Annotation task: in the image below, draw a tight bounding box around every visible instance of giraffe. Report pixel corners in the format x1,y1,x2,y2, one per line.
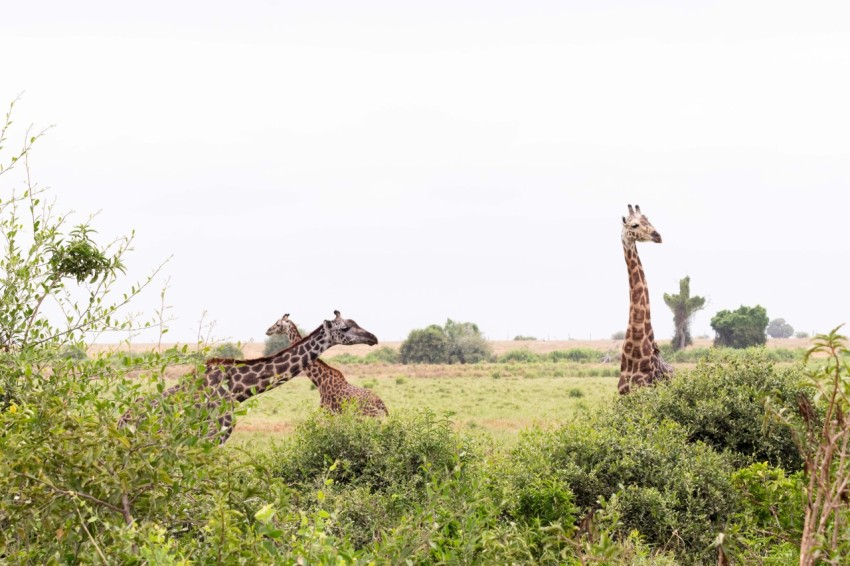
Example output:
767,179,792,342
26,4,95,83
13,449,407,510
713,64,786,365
119,310,378,443
265,313,388,417
619,204,673,394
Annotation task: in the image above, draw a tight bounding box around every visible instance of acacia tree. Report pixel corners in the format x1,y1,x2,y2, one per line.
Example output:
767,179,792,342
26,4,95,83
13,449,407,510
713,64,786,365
663,276,706,351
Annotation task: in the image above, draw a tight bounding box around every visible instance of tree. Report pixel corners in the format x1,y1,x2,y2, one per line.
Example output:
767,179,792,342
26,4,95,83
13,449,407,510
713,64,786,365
663,276,706,351
710,305,769,349
444,318,492,363
263,333,291,355
399,320,492,364
767,318,794,339
400,325,449,364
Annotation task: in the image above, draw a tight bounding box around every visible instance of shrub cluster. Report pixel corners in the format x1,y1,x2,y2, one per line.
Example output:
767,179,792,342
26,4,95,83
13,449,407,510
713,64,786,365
618,349,806,471
400,319,492,364
208,341,243,359
658,344,803,364
499,348,602,364
330,346,400,365
263,332,291,355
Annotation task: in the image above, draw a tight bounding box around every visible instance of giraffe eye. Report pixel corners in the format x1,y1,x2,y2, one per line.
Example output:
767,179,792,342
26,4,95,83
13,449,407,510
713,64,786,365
631,223,639,229
340,326,351,332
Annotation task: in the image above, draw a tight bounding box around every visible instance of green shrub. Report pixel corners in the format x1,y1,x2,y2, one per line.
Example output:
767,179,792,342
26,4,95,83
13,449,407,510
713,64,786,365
616,349,806,471
400,320,493,364
513,335,537,341
274,408,473,494
711,305,769,348
549,348,599,363
60,344,88,360
365,345,399,364
722,462,804,563
511,412,737,560
499,349,543,363
263,333,291,355
400,325,450,364
209,342,243,359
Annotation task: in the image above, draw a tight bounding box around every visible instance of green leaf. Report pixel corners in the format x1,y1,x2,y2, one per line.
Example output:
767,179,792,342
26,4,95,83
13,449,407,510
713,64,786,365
254,503,276,524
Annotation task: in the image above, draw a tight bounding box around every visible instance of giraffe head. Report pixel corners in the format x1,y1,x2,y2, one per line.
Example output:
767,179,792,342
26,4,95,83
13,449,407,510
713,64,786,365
621,204,662,245
323,310,378,346
265,313,296,337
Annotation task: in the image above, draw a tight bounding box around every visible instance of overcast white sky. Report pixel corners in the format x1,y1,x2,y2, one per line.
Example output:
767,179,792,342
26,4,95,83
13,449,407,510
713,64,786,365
2,1,849,345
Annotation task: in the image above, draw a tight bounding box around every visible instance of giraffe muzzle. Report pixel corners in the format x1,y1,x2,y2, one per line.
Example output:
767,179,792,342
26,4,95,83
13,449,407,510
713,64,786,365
651,232,662,243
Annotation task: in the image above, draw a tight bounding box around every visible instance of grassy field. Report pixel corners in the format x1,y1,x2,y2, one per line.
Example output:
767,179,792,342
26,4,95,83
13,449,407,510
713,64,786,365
230,362,619,448
92,337,812,449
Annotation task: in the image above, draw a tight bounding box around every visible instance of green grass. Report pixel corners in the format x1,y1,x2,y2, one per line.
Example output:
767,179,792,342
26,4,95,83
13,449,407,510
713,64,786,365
230,362,617,448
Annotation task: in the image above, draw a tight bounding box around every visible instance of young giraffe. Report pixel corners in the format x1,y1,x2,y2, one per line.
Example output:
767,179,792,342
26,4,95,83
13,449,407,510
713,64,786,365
119,311,378,443
619,204,673,394
266,313,388,417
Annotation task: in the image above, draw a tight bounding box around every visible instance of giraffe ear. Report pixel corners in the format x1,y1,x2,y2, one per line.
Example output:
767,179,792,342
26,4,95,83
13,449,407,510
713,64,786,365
622,216,627,224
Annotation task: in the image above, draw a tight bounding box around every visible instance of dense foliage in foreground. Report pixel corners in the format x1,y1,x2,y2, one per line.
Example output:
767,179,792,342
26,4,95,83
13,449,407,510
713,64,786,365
4,347,843,564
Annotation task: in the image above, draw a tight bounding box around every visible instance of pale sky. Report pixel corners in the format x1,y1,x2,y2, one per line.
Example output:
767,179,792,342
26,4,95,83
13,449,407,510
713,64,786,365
2,1,849,345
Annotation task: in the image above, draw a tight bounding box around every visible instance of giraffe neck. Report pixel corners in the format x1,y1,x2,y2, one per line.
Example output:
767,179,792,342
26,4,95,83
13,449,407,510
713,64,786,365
286,323,346,393
623,239,654,341
209,324,333,402
286,323,304,345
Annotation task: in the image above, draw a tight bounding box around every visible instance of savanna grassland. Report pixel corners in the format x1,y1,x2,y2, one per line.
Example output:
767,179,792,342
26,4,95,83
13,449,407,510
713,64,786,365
101,338,811,448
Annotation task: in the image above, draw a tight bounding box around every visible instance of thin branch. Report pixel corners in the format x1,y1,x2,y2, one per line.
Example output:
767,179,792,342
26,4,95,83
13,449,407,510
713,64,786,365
74,503,109,565
13,471,132,523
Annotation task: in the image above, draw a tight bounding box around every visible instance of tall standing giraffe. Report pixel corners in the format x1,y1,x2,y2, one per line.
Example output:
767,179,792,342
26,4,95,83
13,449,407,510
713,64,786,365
265,313,388,416
119,311,378,443
619,204,673,394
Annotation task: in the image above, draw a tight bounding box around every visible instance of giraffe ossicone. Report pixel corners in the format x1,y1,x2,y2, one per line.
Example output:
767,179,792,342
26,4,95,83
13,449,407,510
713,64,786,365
119,310,379,443
265,312,389,417
619,204,673,394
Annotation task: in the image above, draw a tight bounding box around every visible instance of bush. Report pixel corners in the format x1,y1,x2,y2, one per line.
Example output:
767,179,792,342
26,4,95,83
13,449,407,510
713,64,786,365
711,305,769,348
714,462,804,563
767,318,795,339
365,345,399,364
263,333,290,355
511,412,737,560
400,325,449,364
616,349,806,471
499,349,543,363
60,344,88,360
274,408,472,494
209,342,243,359
513,335,537,341
549,348,599,363
611,330,626,340
400,320,492,364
